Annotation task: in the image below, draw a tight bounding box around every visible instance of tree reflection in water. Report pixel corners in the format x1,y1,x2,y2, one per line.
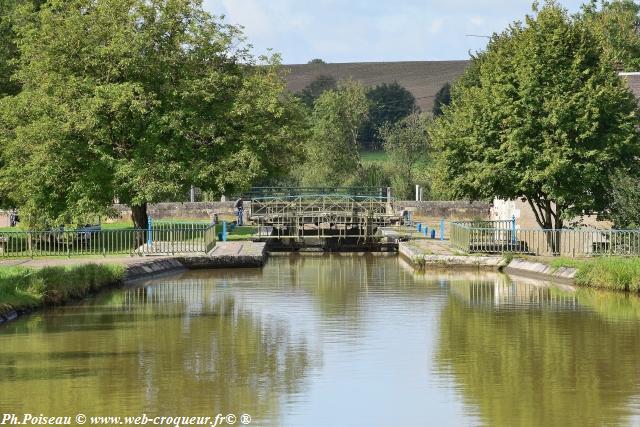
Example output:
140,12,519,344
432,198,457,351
0,280,313,424
436,274,640,427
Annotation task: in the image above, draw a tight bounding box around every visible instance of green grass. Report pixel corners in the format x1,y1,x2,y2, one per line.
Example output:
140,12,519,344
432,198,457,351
0,264,125,314
548,257,588,270
546,257,640,292
360,150,388,164
214,225,257,241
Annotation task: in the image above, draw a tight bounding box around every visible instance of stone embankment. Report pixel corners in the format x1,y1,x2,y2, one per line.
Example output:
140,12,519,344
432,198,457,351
504,258,577,283
399,241,506,269
399,241,578,283
119,242,268,282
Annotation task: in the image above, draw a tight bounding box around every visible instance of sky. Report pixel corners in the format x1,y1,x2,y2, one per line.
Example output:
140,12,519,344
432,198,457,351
203,0,586,64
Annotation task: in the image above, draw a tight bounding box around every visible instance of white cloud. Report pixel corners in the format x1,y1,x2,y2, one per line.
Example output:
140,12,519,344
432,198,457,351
470,16,485,26
429,18,446,34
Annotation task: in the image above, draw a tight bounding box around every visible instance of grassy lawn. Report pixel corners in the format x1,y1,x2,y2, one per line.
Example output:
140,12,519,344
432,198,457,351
360,150,388,164
215,225,258,241
0,264,125,313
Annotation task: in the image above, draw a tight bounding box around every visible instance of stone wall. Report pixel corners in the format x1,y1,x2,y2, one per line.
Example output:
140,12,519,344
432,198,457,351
395,201,491,219
113,202,236,221
491,198,612,230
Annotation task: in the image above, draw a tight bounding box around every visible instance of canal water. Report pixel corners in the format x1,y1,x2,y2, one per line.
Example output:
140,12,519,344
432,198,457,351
2,255,640,427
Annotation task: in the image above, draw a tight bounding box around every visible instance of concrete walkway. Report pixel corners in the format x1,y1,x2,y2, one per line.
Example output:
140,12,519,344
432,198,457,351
208,241,266,258
399,240,507,270
0,241,267,269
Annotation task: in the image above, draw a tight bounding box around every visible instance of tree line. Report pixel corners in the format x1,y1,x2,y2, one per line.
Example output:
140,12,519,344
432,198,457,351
2,0,640,230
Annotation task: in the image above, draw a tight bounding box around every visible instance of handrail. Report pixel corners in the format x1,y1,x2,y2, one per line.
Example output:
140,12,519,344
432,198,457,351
451,221,640,257
0,223,216,258
244,187,388,198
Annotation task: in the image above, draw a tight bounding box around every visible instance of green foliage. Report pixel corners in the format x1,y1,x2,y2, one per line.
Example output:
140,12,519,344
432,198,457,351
360,82,416,149
608,170,640,228
581,0,640,71
0,0,20,98
301,80,369,186
432,82,451,117
307,58,326,64
0,0,306,228
0,263,124,309
354,163,391,189
430,1,639,231
296,74,337,108
380,113,429,199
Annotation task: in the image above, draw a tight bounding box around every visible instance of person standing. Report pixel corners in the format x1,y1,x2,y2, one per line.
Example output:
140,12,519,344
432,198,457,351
9,209,17,227
234,198,244,226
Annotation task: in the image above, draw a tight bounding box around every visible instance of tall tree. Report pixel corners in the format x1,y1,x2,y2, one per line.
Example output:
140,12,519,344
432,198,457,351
301,80,369,186
432,82,451,117
380,113,429,199
297,74,337,108
430,1,639,250
360,82,416,149
0,0,306,228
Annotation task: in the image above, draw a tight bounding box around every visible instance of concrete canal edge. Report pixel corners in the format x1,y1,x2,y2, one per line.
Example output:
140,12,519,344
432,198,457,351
398,242,507,270
503,258,577,284
123,242,268,282
398,242,578,284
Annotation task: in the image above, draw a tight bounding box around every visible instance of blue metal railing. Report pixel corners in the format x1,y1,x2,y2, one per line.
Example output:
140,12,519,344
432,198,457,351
451,220,640,257
0,222,216,258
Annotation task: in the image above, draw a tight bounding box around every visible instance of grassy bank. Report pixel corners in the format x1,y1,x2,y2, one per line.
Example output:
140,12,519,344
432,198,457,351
550,257,640,292
0,264,125,315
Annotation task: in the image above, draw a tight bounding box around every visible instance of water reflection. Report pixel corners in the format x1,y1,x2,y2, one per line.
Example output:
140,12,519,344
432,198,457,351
0,280,313,426
1,256,640,427
449,274,578,310
436,274,640,427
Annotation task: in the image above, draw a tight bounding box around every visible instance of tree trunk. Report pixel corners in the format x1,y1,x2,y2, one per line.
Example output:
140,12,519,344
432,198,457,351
131,203,148,249
131,203,148,229
526,197,563,255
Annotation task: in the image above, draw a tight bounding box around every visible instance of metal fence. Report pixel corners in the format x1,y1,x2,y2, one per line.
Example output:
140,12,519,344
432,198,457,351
0,223,216,258
451,221,640,257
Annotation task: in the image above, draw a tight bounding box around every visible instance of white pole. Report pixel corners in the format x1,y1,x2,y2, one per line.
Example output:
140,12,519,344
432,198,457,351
415,185,420,202
190,186,196,203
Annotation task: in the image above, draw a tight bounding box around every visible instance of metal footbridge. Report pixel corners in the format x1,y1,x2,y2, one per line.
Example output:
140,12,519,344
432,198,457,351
245,187,402,248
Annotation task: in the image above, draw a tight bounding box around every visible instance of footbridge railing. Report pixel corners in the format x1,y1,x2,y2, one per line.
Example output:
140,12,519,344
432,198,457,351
244,186,390,199
249,194,395,223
